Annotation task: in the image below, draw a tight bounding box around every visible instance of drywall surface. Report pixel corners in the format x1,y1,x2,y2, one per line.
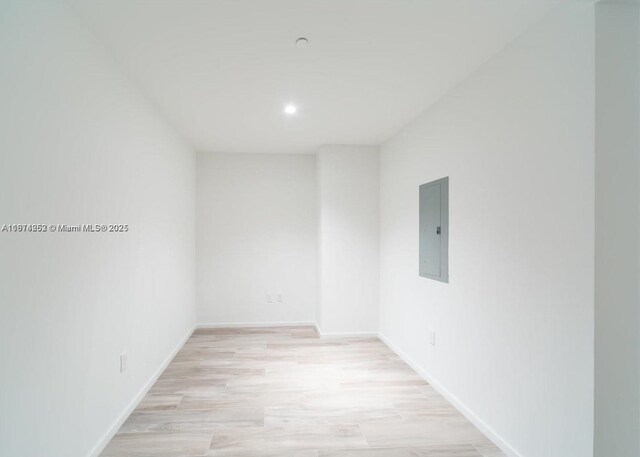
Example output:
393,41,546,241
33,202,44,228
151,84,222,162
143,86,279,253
0,2,196,456
317,145,379,334
196,152,316,325
379,5,594,457
594,3,640,456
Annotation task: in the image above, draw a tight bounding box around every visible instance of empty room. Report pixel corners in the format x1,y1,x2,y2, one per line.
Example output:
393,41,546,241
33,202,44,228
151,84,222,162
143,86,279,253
0,1,638,456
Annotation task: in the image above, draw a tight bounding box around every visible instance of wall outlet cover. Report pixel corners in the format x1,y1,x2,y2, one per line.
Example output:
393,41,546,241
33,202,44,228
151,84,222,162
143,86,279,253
120,351,128,373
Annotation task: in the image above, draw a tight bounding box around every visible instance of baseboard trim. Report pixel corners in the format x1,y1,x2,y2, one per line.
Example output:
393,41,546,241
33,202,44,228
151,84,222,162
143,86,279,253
377,332,523,457
196,321,316,329
87,324,195,457
314,323,378,338
87,324,520,457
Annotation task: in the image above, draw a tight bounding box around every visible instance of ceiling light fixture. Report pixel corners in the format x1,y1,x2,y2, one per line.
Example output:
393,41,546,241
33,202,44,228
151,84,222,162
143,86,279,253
295,37,309,48
284,104,297,115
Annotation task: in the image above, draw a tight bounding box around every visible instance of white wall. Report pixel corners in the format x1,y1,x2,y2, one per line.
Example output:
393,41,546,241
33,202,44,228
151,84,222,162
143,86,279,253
0,2,196,457
379,5,594,457
594,3,640,456
196,152,316,325
317,145,379,335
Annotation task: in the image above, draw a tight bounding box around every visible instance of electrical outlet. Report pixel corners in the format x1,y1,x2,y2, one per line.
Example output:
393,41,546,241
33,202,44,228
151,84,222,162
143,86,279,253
266,293,273,303
120,351,128,373
277,293,283,302
429,330,436,347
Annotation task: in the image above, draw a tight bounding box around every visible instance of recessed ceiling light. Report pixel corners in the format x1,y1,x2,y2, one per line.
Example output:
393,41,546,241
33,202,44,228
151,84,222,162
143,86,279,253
295,37,309,49
284,104,297,115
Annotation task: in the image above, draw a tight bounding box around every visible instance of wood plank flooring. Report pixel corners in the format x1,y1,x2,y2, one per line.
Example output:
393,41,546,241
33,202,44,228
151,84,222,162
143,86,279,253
100,326,505,457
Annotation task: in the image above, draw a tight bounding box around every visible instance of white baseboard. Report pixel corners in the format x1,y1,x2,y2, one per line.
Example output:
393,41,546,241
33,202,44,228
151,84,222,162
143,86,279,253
197,322,375,338
377,333,523,457
87,325,195,457
87,323,520,457
196,321,316,329
314,322,378,338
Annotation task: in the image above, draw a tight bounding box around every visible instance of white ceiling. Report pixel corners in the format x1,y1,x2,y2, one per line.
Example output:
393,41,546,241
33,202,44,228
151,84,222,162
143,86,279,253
71,0,561,154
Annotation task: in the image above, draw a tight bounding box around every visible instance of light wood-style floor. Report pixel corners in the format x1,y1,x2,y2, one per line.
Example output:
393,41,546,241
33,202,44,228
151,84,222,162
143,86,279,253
101,326,505,457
